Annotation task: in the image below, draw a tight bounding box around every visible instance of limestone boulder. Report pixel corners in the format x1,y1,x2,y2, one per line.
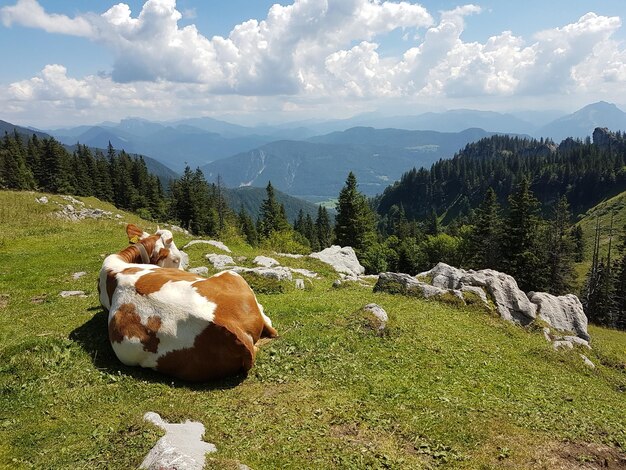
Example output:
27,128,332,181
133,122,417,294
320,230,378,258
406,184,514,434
205,254,234,269
419,263,537,325
253,256,280,268
374,272,449,299
527,291,589,341
310,245,364,277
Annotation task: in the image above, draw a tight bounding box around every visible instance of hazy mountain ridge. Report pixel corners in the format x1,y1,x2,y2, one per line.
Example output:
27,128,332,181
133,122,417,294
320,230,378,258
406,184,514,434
201,127,497,200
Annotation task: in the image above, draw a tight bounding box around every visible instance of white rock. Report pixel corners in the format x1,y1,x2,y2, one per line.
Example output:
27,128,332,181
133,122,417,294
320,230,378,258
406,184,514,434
310,245,365,277
179,251,189,270
59,290,87,298
231,266,292,281
460,285,488,304
253,256,280,268
374,272,448,298
364,303,388,323
553,340,574,350
295,279,305,289
188,267,209,276
289,268,318,278
419,263,537,325
61,195,84,206
35,196,48,204
560,335,591,349
205,254,235,269
543,327,552,342
527,292,589,341
140,412,216,470
580,354,596,369
72,272,87,280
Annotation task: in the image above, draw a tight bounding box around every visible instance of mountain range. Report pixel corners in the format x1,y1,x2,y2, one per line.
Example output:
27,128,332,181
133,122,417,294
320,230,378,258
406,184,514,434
5,100,623,202
201,127,497,200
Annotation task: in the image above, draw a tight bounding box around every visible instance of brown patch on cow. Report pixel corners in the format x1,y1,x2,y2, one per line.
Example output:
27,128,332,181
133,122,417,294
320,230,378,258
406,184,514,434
116,236,159,265
152,248,170,264
106,269,117,307
134,269,201,295
192,272,277,346
122,267,143,275
109,303,162,353
530,441,626,469
156,321,254,381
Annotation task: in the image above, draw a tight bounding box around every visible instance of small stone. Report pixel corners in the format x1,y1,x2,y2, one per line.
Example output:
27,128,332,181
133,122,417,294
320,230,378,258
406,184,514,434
552,340,574,350
72,271,87,280
289,268,318,278
59,290,87,298
332,279,342,288
253,256,280,268
580,354,595,369
561,335,591,349
31,295,47,304
361,303,388,334
115,214,123,219
0,294,9,309
276,253,304,259
295,279,305,289
35,196,48,204
543,327,552,342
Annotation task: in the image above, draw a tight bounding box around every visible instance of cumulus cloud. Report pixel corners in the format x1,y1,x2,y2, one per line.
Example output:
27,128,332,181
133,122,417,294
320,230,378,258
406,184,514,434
0,0,93,36
1,0,626,119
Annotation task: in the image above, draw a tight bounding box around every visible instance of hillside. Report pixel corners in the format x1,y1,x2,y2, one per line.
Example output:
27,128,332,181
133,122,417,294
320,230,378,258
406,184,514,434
574,191,626,282
201,128,495,200
376,129,626,222
1,190,624,468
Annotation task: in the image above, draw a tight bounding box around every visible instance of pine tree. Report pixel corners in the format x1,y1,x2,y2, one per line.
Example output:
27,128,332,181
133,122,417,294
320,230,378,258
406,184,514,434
334,172,376,252
467,187,502,270
501,178,546,291
259,181,290,237
315,205,332,249
571,225,585,262
238,204,258,246
545,195,576,294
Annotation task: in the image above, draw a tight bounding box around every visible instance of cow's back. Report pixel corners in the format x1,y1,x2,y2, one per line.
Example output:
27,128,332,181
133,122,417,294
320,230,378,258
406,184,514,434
106,269,273,381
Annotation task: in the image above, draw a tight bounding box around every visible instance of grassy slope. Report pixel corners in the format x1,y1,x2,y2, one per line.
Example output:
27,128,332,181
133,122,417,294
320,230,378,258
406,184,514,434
0,190,624,469
574,190,626,286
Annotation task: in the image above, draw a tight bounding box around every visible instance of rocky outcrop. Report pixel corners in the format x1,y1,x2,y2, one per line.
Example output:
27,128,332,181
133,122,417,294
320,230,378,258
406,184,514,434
376,263,590,341
231,266,293,281
310,245,365,277
527,292,589,341
420,263,537,325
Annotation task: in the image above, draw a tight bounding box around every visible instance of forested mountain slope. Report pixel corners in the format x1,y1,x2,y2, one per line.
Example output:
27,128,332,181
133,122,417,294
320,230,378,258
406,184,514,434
376,127,626,222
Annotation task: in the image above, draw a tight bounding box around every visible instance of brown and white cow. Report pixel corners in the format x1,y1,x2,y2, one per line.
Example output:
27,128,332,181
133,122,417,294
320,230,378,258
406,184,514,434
98,224,277,381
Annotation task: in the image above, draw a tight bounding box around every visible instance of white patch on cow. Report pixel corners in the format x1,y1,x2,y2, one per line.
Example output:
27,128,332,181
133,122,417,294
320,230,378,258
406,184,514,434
256,300,273,328
108,275,217,369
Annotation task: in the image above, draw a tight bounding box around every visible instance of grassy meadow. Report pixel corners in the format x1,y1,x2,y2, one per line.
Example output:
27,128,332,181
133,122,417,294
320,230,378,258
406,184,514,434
0,190,625,469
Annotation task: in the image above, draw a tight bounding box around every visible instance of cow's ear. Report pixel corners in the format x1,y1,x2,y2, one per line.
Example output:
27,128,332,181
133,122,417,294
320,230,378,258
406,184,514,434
126,224,148,243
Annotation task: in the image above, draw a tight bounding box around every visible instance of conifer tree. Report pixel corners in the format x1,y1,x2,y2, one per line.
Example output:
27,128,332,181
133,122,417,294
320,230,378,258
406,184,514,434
334,172,375,252
315,205,332,249
238,204,258,246
501,178,546,291
467,187,502,269
571,225,585,262
545,195,576,294
259,181,290,237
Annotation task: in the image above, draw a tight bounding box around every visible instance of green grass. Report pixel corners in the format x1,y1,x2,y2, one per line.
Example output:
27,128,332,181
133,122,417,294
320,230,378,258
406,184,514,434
1,190,625,469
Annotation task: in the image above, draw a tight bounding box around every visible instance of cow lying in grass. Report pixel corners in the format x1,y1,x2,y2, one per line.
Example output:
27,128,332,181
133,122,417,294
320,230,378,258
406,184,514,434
98,224,277,381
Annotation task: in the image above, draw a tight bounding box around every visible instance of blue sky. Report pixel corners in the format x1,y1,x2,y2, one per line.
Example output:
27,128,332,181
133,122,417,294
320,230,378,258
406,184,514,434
1,0,625,127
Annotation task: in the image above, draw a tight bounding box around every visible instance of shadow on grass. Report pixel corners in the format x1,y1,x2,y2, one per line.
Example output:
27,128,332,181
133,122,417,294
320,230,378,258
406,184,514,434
69,309,247,391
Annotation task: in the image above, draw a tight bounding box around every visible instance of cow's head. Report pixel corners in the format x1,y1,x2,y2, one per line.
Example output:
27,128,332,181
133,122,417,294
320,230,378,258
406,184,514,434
126,224,185,269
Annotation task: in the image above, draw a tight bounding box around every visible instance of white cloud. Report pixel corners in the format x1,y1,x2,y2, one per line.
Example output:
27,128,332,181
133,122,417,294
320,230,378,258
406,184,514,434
0,0,93,36
1,0,626,123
